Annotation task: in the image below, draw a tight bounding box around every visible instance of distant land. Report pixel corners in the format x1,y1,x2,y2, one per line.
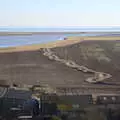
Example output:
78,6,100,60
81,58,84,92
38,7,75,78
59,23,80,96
1,27,120,32
0,32,120,36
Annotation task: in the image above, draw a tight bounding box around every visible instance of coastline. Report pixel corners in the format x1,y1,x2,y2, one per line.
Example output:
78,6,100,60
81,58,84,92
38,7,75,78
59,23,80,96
0,36,120,53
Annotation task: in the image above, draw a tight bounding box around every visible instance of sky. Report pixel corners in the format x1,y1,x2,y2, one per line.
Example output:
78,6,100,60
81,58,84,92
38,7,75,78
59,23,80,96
0,0,120,27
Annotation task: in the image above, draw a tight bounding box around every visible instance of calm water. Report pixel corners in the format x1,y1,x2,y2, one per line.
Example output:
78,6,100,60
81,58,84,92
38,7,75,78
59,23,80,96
0,27,120,48
1,27,120,32
0,33,95,48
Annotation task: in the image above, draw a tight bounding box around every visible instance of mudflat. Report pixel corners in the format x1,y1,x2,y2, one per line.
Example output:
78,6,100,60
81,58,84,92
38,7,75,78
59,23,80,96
0,36,120,53
0,36,120,94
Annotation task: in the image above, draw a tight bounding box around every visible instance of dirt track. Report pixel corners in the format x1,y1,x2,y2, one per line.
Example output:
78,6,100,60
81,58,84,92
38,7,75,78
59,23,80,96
42,48,111,83
52,40,120,83
0,40,120,94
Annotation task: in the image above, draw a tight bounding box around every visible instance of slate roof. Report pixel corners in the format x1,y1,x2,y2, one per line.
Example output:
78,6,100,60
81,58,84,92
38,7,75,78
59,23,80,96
3,88,32,100
58,95,93,105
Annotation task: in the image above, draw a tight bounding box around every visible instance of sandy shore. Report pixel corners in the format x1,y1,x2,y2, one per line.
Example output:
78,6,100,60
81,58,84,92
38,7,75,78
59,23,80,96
0,36,120,53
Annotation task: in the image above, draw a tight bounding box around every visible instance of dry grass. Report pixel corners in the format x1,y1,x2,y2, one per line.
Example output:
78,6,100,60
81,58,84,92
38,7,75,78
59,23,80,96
68,36,120,41
0,36,120,53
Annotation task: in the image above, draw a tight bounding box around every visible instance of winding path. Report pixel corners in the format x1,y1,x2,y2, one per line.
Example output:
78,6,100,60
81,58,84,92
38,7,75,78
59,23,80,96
42,48,112,83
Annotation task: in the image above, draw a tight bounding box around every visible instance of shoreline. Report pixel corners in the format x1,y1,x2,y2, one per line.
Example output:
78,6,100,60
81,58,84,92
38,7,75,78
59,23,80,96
0,36,120,53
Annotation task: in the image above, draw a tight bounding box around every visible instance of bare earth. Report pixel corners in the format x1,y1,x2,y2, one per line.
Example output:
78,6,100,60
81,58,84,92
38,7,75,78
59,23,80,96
0,36,120,94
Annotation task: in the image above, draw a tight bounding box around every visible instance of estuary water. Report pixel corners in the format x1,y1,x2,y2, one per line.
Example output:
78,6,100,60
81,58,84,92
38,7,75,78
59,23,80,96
0,27,120,48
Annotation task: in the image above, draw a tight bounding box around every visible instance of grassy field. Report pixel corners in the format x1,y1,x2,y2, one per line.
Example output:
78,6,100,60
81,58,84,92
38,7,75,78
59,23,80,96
0,36,120,53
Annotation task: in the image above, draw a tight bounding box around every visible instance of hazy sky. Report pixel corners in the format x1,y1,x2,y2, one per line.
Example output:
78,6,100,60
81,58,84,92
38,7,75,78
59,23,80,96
0,0,120,27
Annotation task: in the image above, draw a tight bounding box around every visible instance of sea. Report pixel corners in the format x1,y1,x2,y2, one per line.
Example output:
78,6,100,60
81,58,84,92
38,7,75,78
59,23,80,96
0,27,120,48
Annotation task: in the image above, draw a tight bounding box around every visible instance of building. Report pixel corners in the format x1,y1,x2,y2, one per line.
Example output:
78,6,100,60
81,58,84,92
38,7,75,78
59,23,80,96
40,93,93,115
57,94,93,111
0,88,32,116
96,95,120,105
